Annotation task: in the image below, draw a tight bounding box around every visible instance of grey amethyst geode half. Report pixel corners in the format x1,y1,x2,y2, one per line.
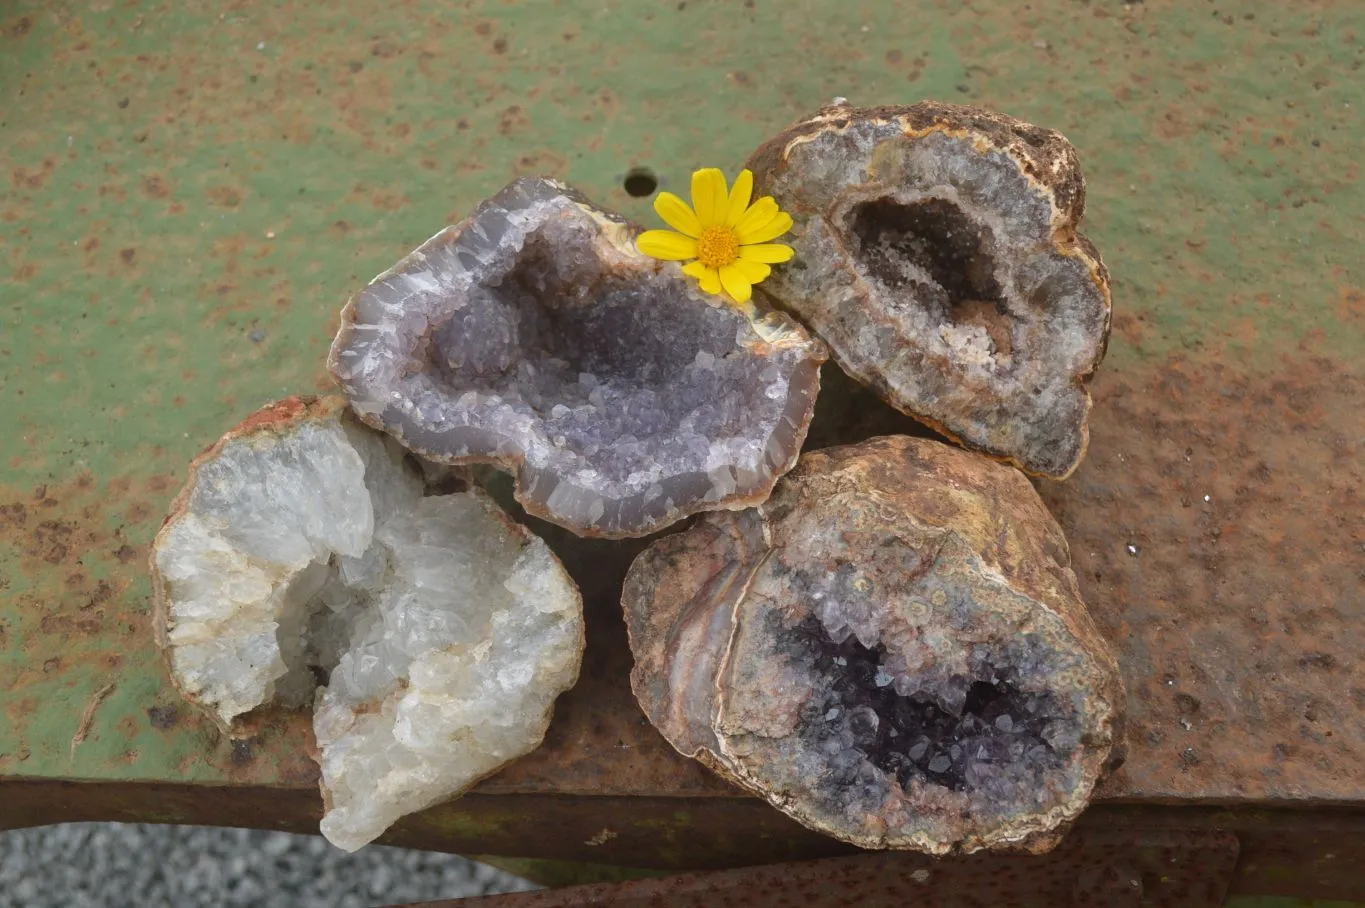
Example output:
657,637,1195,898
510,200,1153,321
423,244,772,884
329,177,827,538
745,101,1112,479
624,435,1124,854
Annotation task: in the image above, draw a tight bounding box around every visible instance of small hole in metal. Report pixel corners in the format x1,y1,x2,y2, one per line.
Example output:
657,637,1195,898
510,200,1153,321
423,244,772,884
623,168,658,197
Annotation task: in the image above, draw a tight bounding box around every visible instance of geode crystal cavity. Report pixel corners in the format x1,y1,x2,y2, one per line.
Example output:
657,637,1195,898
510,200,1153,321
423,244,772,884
623,435,1123,854
328,177,827,538
151,397,584,851
745,101,1111,478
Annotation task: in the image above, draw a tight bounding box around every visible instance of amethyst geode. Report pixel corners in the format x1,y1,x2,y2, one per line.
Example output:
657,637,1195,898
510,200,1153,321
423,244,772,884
623,435,1123,854
328,178,826,538
745,101,1112,479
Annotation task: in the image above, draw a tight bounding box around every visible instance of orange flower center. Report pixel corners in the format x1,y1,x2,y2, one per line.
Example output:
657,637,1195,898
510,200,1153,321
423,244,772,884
696,225,740,269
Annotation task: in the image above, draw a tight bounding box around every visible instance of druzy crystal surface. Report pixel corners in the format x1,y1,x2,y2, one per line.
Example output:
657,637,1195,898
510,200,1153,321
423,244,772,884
151,397,584,852
796,618,1068,799
328,177,826,538
624,435,1122,854
745,101,1111,478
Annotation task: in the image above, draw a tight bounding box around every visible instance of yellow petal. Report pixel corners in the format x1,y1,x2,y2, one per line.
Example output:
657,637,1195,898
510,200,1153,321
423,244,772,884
729,259,771,284
738,243,795,264
690,168,728,228
734,196,779,239
683,261,722,295
653,191,701,237
725,169,754,226
719,263,753,304
637,230,698,261
738,210,793,245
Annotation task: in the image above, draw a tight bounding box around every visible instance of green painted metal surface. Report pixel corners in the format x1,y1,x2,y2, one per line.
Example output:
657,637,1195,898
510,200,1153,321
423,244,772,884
2,0,1364,888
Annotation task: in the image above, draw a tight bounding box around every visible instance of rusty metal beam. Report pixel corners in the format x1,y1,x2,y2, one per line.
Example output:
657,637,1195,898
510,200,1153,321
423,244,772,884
5,781,1365,902
409,831,1240,907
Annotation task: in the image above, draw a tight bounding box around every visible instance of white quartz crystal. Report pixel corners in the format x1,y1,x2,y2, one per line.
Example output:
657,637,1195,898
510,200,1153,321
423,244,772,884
152,401,584,851
314,494,583,851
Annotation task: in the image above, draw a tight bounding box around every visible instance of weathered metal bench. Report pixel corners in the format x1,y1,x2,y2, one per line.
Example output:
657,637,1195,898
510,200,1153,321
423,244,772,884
2,1,1362,904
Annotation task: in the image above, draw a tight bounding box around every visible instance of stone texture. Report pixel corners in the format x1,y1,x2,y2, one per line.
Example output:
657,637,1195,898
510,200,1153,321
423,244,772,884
745,101,1111,478
328,177,826,539
151,397,584,852
623,435,1123,854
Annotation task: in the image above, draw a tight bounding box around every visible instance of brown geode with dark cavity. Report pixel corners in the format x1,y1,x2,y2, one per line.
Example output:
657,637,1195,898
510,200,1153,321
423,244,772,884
745,101,1112,479
623,435,1123,854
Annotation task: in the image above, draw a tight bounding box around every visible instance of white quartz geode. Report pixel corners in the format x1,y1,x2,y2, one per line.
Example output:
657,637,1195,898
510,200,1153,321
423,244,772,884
150,397,584,851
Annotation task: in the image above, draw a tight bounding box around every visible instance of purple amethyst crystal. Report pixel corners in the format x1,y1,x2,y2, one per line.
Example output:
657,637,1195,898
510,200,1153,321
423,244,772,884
328,178,826,538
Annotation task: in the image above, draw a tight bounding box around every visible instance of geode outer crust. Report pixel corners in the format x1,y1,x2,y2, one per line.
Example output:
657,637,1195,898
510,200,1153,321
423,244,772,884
624,436,1123,854
745,102,1111,478
328,177,826,539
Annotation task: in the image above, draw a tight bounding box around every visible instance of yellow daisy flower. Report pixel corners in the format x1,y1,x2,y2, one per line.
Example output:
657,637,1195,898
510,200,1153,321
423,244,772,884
636,168,795,305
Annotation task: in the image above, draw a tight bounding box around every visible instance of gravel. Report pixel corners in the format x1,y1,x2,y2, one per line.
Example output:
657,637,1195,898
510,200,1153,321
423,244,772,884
0,823,537,907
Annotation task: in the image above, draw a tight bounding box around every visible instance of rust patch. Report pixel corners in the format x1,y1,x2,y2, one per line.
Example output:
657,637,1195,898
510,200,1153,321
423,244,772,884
28,517,77,563
11,158,55,190
206,186,242,208
513,151,567,178
350,184,408,211
40,612,103,636
0,467,154,706
147,705,178,730
1338,285,1364,326
1039,353,1365,801
499,104,529,136
141,175,170,199
83,578,115,610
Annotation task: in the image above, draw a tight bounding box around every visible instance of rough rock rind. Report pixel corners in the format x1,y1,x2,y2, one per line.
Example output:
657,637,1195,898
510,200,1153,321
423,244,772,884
150,396,585,852
745,101,1112,479
328,177,827,539
624,435,1123,854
